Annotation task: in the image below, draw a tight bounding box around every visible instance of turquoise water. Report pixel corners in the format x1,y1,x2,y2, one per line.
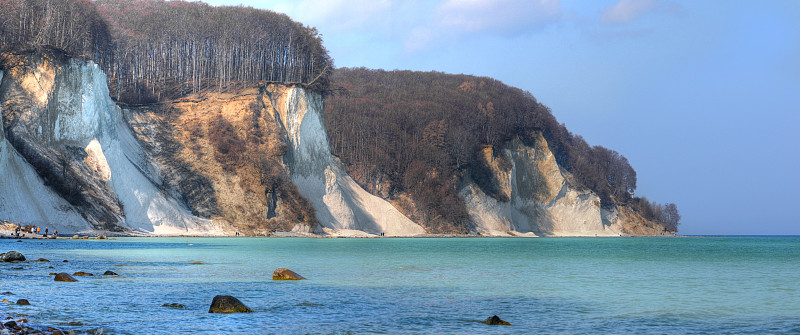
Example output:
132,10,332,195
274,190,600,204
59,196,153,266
1,237,799,334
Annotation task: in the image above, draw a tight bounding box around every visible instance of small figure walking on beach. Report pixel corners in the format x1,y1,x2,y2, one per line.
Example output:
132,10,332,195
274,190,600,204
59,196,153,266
54,229,58,237
45,227,48,237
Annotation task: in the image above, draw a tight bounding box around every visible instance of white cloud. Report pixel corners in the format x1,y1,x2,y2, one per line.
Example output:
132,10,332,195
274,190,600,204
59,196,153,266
272,0,393,31
437,0,562,34
601,0,681,25
400,0,563,52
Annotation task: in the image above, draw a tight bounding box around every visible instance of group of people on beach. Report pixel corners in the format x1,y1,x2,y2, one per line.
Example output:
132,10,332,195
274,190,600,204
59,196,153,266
11,225,56,238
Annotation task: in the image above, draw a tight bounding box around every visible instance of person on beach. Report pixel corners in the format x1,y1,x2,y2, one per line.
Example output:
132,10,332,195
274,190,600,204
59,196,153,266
54,229,58,237
45,227,48,237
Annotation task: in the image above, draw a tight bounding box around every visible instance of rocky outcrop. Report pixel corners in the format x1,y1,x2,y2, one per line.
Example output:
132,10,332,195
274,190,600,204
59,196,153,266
1,251,25,262
272,268,305,280
481,315,511,326
53,273,77,282
208,295,252,313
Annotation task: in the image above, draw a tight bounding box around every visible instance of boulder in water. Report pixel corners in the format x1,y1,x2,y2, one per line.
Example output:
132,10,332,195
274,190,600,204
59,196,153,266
54,273,78,282
72,271,94,276
16,299,30,305
1,251,25,262
481,315,511,326
272,268,305,280
36,258,50,262
103,270,118,276
208,295,253,313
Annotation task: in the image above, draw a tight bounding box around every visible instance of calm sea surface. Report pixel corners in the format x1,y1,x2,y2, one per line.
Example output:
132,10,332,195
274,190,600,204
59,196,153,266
1,236,799,334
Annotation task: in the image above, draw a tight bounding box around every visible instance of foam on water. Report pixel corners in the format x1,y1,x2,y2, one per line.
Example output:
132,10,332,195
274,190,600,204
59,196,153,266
1,237,799,334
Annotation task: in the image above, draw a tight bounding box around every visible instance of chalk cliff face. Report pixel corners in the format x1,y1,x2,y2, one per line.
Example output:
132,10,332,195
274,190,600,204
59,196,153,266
266,87,425,236
0,52,219,235
460,134,667,236
0,51,665,236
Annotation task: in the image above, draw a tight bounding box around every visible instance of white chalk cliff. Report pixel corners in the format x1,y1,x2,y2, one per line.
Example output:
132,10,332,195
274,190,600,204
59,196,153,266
460,135,624,236
0,54,219,235
268,88,425,236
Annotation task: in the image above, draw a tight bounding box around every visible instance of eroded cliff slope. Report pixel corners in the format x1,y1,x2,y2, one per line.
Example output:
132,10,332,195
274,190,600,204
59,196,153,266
0,51,218,234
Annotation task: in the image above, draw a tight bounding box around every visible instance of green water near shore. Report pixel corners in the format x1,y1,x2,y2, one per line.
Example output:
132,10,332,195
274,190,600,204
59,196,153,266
1,236,799,334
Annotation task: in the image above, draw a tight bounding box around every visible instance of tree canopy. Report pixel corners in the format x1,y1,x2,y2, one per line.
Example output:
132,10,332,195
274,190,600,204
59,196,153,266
0,0,333,103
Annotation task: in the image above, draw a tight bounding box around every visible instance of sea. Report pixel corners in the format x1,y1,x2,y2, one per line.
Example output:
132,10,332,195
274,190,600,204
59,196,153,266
1,236,799,334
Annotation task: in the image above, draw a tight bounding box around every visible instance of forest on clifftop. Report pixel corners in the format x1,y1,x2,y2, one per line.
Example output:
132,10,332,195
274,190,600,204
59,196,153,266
325,68,681,233
0,0,332,103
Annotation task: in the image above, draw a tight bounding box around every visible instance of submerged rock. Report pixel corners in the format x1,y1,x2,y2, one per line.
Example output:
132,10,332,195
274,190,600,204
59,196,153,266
162,303,185,309
208,295,253,313
272,268,305,280
36,258,50,262
54,273,78,282
73,271,94,276
103,270,118,276
16,299,30,305
1,251,26,262
481,315,511,326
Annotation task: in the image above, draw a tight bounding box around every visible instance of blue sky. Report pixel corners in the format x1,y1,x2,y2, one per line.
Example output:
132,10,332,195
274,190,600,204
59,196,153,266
205,0,800,235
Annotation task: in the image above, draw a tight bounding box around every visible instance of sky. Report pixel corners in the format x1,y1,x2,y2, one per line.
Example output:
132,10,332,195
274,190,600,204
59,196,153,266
204,0,800,235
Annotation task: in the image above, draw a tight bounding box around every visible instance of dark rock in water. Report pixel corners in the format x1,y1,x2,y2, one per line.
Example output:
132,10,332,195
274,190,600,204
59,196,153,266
1,292,12,295
1,251,25,262
16,299,30,305
54,273,78,282
103,270,118,276
52,330,65,335
72,271,94,276
162,303,185,309
208,295,253,313
3,321,17,328
36,258,50,262
62,260,68,262
481,315,511,326
272,268,305,280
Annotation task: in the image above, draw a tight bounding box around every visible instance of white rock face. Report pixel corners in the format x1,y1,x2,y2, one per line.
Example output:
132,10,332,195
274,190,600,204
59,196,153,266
0,61,220,235
461,135,623,237
0,70,93,233
274,88,425,236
